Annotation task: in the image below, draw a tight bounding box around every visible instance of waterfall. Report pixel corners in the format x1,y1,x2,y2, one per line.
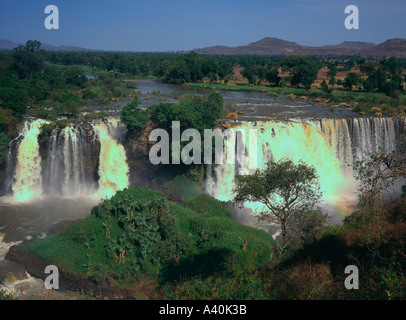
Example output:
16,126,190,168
11,119,48,202
44,124,96,197
6,118,129,202
318,117,398,174
92,119,130,199
205,117,404,208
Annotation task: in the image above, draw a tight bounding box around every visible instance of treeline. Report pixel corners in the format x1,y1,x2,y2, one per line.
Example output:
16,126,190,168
339,57,406,97
44,49,284,80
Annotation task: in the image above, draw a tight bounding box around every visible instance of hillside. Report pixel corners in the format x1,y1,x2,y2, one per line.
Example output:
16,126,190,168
361,38,406,58
190,37,406,58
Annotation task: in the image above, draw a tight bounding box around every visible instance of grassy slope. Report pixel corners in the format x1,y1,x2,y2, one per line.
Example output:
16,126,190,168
22,189,275,296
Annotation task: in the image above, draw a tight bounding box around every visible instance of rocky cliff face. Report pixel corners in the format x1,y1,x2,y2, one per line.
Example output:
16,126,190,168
123,120,159,187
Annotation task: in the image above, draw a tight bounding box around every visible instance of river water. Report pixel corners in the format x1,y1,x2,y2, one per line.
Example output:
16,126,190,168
0,79,364,299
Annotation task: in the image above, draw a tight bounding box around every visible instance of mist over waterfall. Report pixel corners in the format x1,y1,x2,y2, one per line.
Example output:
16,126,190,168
4,115,405,209
6,118,129,202
205,117,406,214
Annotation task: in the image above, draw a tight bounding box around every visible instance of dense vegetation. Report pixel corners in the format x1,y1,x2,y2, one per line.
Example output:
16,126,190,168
17,165,406,300
1,41,406,300
21,188,275,298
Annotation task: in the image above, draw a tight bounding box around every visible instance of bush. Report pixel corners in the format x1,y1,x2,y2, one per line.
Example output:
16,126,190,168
121,99,149,131
150,93,223,133
226,112,238,120
182,194,231,218
24,186,275,291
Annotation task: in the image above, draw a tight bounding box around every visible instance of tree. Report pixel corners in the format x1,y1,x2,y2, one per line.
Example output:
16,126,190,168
360,62,381,76
327,64,337,86
12,40,45,80
240,64,257,85
218,61,234,84
58,92,82,116
320,80,333,94
234,159,322,245
64,66,87,88
265,68,281,87
165,60,191,84
121,98,149,131
344,72,361,91
353,144,406,208
363,67,387,92
382,57,402,75
0,87,28,115
184,52,204,83
281,56,320,90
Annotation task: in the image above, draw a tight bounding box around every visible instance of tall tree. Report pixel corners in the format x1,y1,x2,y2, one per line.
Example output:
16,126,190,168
218,61,234,84
344,72,361,91
234,159,322,244
240,64,257,85
12,40,45,80
265,68,281,87
281,56,320,90
327,64,337,86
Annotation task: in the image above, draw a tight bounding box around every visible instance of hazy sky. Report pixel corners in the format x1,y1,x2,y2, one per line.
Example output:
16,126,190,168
0,0,405,52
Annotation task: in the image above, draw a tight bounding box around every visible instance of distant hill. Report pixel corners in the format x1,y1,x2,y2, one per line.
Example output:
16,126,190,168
0,39,20,50
190,37,406,58
0,39,91,52
360,38,406,58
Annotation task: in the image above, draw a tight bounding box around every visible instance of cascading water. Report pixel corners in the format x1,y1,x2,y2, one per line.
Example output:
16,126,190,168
44,123,97,197
92,119,130,199
205,117,405,214
7,118,129,202
318,117,399,173
11,119,48,202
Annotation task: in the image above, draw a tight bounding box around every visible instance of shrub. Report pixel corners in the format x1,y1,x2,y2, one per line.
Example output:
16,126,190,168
182,194,231,218
226,112,238,120
121,99,149,131
24,186,275,290
267,91,278,97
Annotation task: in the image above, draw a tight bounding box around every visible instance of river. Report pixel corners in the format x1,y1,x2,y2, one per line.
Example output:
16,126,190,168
0,79,399,299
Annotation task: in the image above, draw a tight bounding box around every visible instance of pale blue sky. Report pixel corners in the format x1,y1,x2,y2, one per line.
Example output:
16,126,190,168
0,0,405,51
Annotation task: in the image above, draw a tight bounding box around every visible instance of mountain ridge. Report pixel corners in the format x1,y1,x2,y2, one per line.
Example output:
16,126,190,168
1,37,405,58
189,37,406,58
